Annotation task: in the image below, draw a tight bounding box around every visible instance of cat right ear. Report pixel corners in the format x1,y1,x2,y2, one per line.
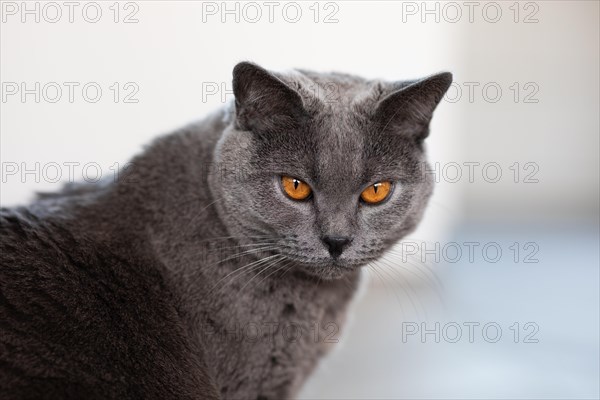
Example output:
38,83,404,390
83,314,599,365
373,72,453,141
232,62,307,134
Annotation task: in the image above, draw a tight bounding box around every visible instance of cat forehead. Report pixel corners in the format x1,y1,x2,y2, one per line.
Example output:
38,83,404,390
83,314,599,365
277,69,385,110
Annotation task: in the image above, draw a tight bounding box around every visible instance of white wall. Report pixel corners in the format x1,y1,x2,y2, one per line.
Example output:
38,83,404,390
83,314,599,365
460,1,599,223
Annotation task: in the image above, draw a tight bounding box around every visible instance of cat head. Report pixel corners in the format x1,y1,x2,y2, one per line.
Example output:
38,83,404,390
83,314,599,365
210,62,452,280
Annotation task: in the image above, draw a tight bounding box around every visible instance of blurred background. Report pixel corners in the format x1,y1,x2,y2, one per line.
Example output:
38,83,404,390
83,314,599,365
1,1,598,398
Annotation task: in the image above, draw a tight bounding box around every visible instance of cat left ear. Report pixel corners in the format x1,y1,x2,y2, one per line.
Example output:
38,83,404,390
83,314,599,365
374,72,453,140
232,61,307,134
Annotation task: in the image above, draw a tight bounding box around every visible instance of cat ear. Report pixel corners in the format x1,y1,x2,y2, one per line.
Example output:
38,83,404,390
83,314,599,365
232,61,307,134
373,72,452,140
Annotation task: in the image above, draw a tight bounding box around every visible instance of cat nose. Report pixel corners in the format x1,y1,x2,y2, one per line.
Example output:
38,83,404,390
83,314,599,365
322,236,352,258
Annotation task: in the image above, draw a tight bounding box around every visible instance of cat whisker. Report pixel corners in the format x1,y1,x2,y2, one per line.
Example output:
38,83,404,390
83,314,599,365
380,253,439,292
249,258,294,292
204,242,280,255
206,253,283,297
366,262,407,317
197,235,275,243
171,196,227,231
371,259,428,319
237,255,288,294
385,247,444,291
384,253,438,286
376,255,446,316
278,262,297,280
202,245,282,273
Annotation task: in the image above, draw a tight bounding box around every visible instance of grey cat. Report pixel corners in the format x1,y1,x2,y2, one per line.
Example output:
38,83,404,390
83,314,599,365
0,62,452,399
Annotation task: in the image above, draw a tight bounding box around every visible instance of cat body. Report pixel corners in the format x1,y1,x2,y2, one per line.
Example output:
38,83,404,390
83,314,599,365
0,63,451,399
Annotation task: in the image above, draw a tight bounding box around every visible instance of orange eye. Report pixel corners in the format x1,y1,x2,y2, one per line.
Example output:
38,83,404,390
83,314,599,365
360,181,392,204
281,176,312,201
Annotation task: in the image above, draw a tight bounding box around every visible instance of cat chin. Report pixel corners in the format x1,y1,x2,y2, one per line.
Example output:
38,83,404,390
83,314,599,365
293,261,362,281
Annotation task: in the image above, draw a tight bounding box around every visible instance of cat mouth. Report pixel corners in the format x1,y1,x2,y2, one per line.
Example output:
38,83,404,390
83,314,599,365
279,249,373,267
310,261,360,280
276,251,368,279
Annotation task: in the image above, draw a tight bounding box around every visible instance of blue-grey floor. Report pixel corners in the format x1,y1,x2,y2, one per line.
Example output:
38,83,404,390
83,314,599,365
299,223,600,399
